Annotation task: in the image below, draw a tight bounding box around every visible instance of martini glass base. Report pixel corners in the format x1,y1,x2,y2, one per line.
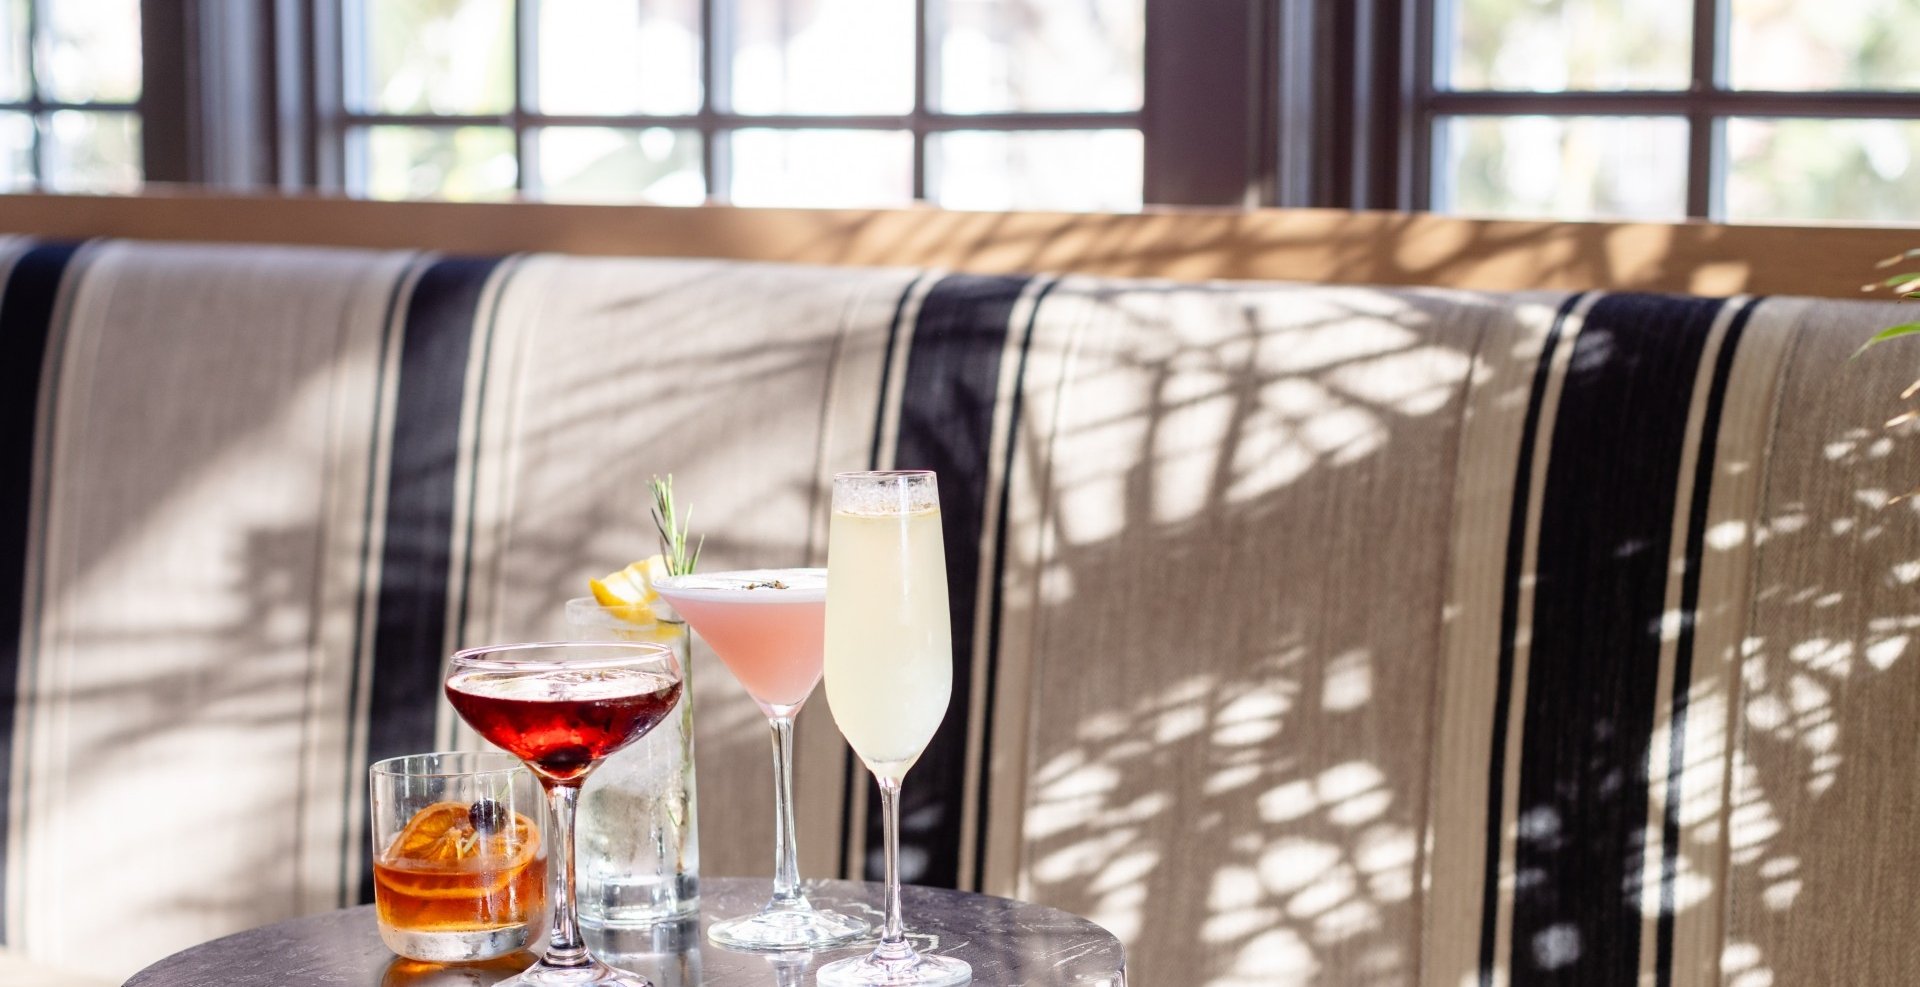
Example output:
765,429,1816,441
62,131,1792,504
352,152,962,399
707,903,870,952
817,946,970,987
497,956,655,987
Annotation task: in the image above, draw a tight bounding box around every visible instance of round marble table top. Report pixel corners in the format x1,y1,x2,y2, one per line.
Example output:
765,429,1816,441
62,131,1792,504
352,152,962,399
125,877,1126,987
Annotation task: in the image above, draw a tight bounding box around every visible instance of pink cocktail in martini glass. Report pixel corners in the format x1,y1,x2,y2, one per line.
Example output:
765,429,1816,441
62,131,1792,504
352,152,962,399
652,568,869,952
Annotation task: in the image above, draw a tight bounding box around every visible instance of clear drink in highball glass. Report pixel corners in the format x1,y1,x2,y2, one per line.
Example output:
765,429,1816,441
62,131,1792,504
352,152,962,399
652,568,869,951
820,471,970,987
564,597,700,928
445,642,684,987
370,752,546,963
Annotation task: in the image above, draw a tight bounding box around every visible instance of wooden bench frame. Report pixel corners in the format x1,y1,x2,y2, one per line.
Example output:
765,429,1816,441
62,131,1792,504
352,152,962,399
1,190,1915,299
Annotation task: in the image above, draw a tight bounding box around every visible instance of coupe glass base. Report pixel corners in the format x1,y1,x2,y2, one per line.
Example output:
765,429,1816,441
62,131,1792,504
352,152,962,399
496,956,655,987
707,903,870,951
816,948,970,986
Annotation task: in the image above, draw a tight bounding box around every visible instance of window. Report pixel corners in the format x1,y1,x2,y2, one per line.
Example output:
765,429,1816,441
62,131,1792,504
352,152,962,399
0,0,143,192
336,0,1144,210
1417,0,1920,223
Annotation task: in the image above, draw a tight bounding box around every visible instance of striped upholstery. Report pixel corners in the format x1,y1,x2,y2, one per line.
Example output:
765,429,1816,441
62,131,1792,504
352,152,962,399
3,239,1917,987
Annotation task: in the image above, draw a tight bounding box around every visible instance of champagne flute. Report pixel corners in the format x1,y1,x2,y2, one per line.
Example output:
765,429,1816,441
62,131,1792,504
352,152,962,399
445,642,684,987
818,471,971,987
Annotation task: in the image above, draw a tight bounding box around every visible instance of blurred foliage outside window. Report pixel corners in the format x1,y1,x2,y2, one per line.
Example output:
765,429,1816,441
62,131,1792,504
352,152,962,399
0,0,142,193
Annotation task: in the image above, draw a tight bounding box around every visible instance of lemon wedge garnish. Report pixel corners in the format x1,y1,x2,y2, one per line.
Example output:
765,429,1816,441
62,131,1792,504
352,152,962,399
589,555,666,609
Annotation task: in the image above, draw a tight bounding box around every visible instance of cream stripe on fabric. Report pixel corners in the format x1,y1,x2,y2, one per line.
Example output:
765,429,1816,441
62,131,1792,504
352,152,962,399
455,256,923,882
979,276,1098,898
1636,296,1748,986
337,256,426,906
1646,299,1799,987
436,255,521,755
1421,290,1581,987
14,242,411,980
1013,280,1487,987
1722,297,1920,987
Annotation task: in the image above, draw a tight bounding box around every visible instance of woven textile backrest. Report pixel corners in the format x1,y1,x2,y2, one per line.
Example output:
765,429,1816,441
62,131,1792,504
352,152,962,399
2,238,1915,987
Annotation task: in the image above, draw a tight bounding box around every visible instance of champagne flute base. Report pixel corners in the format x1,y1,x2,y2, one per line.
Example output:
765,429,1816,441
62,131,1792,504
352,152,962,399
817,945,970,986
707,902,870,952
495,955,656,987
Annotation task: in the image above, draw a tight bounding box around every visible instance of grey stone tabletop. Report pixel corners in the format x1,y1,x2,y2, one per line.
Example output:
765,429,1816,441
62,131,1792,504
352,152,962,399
123,877,1127,987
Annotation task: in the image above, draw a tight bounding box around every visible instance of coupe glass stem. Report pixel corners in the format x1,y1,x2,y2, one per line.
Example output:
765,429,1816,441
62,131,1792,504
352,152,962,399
878,776,907,951
768,715,805,906
542,780,590,970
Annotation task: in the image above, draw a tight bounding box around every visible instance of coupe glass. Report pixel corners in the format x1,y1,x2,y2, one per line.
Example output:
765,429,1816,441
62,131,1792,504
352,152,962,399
445,642,684,987
818,471,970,986
652,569,869,950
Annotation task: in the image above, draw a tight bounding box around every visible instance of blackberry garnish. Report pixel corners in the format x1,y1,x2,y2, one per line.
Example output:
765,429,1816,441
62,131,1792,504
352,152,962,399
467,798,506,834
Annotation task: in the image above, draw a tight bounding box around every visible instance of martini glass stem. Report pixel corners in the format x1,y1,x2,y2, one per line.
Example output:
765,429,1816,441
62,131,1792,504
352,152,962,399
768,715,804,905
542,780,590,969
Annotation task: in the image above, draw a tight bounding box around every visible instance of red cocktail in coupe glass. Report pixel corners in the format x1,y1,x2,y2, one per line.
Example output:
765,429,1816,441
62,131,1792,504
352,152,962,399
652,569,869,951
445,642,683,987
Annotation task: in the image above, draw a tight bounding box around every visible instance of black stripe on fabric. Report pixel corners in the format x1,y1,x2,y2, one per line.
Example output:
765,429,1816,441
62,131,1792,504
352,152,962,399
841,274,924,880
356,256,502,903
971,276,1056,891
1479,292,1585,987
868,273,1031,888
1655,297,1762,987
1510,293,1724,987
0,242,81,945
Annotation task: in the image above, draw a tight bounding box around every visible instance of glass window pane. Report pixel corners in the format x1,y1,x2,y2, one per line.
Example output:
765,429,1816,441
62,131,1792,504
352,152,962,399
0,111,32,189
1437,115,1687,220
355,0,513,115
727,0,912,114
1443,0,1689,91
533,127,704,205
728,129,912,207
38,0,141,103
1729,0,1920,91
43,110,140,193
1,0,26,102
535,0,701,115
358,125,517,201
930,130,1141,211
934,0,1143,113
1726,118,1920,223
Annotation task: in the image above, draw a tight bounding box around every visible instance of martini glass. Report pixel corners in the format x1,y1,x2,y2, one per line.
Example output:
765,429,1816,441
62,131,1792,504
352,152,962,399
445,642,683,987
819,472,970,986
652,568,870,951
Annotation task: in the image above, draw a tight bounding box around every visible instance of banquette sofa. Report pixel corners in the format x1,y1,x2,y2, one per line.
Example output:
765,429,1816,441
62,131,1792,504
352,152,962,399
0,195,1916,987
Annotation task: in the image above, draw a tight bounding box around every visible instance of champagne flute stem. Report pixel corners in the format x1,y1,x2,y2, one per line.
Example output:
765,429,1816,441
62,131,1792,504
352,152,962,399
879,776,905,947
542,780,590,968
768,715,804,905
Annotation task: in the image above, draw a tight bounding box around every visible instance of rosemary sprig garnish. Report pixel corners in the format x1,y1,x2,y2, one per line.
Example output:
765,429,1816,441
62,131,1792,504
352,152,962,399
650,474,704,576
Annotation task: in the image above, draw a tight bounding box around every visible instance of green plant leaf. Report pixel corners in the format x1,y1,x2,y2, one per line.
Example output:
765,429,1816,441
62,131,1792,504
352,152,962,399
1851,321,1920,359
1885,272,1920,288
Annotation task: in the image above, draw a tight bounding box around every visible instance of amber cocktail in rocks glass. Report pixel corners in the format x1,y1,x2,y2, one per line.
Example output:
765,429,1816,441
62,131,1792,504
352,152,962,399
445,642,683,987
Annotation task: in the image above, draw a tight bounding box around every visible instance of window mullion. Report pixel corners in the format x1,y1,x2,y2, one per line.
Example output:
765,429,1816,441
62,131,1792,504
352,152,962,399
514,0,534,194
912,0,929,201
703,0,729,202
1685,0,1723,219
